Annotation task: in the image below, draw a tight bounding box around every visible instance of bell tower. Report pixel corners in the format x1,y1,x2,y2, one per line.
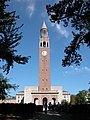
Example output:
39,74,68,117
38,22,51,91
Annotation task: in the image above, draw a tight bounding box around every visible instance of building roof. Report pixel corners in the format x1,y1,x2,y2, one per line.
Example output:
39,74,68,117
63,91,70,95
16,91,24,95
18,91,24,93
42,21,47,29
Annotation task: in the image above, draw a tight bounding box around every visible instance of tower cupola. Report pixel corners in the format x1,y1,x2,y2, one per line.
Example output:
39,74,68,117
42,22,47,29
40,22,48,38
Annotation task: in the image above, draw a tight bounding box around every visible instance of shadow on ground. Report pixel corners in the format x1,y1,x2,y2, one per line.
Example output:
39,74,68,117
0,111,90,120
34,111,90,120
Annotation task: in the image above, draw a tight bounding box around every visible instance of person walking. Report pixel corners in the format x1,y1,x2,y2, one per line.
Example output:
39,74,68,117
44,102,47,113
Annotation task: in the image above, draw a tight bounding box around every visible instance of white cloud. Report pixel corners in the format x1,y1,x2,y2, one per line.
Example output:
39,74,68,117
26,0,36,17
49,22,69,38
70,66,74,69
82,66,90,72
15,0,25,2
74,67,81,71
15,0,33,2
27,4,35,17
56,24,69,38
65,71,68,74
73,66,90,72
64,66,90,75
15,0,35,17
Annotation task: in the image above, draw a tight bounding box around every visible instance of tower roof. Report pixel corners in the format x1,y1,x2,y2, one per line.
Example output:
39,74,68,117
42,22,47,29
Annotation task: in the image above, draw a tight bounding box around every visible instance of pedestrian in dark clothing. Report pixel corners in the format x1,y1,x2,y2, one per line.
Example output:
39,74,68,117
44,102,47,113
48,102,52,111
57,102,61,113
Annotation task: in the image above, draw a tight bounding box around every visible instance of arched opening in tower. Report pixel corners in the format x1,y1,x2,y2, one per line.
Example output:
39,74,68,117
43,41,46,47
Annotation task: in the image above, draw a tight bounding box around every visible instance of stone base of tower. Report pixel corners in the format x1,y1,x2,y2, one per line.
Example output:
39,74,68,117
16,86,70,105
24,86,63,105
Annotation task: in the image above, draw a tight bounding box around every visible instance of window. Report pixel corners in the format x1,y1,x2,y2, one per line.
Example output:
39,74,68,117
40,42,42,47
64,95,66,98
46,88,48,90
42,88,44,90
43,41,46,47
47,42,48,47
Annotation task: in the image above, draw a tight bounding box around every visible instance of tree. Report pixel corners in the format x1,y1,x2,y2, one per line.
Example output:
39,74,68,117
0,73,18,100
61,99,68,105
70,95,76,105
46,0,90,66
0,0,30,74
75,90,87,104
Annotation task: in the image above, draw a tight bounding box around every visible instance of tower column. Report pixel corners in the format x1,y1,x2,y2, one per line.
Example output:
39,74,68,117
38,22,51,91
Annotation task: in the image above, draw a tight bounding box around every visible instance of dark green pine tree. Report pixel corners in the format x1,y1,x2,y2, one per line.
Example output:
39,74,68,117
46,0,90,66
0,73,18,100
0,0,30,74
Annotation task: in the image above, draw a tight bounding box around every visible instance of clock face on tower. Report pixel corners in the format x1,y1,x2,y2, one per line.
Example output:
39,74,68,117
42,51,47,56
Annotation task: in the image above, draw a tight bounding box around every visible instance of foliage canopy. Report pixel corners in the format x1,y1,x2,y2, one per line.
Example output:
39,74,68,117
0,0,30,74
46,0,90,66
0,73,18,100
75,90,87,104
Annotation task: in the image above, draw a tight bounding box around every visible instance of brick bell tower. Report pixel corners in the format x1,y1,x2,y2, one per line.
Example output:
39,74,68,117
38,22,51,91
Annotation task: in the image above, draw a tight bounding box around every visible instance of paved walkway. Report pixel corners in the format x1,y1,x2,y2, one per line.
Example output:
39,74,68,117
0,111,89,120
32,111,90,120
32,111,72,120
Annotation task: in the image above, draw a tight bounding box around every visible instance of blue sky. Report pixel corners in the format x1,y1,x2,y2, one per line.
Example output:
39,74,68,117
2,0,90,96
